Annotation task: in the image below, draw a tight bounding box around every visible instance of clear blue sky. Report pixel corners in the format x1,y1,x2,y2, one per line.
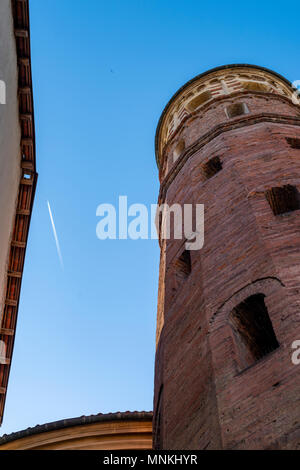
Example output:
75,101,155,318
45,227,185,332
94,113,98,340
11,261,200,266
1,0,299,435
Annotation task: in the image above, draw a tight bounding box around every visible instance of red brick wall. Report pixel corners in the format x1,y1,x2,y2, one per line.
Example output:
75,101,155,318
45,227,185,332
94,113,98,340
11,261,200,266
154,85,300,449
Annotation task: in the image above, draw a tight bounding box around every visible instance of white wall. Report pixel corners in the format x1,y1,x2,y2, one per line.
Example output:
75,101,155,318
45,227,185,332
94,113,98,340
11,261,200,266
0,0,22,322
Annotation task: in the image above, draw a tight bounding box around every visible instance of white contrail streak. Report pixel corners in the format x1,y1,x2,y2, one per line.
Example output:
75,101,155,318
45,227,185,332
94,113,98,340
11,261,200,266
47,201,64,269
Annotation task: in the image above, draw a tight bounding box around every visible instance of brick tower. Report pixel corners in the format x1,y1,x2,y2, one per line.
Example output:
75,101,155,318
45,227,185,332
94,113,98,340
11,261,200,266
153,65,300,450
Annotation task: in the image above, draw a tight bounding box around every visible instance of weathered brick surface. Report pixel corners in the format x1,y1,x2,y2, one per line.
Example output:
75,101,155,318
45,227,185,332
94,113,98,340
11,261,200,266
154,67,300,450
161,94,300,181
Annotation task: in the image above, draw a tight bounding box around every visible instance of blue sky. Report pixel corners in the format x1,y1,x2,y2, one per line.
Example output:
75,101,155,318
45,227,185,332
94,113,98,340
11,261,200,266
1,0,300,435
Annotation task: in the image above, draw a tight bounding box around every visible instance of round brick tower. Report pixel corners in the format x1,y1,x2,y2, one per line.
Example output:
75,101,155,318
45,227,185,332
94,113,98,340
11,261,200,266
153,64,300,450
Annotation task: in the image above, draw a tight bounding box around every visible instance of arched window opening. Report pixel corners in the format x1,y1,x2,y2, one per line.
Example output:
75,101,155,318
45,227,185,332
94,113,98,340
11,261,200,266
265,185,300,215
229,293,279,371
250,75,266,82
242,81,269,93
186,91,212,112
197,84,206,92
209,79,220,85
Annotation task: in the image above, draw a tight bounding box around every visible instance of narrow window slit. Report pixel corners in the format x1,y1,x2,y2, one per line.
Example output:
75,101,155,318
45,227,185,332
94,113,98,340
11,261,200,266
174,250,191,279
173,140,185,162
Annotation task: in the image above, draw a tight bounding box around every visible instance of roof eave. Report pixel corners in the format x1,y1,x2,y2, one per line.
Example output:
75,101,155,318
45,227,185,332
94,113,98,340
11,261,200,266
0,0,37,425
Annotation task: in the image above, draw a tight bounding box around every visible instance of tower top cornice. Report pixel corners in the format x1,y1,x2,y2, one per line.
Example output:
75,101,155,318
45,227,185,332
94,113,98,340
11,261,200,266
155,64,297,168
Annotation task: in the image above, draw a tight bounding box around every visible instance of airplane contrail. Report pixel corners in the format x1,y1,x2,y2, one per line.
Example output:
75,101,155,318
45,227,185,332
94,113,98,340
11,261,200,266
47,200,64,270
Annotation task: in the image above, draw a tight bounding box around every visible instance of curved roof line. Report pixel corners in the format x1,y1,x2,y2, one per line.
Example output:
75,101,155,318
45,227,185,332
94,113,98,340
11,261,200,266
0,411,153,445
155,63,294,167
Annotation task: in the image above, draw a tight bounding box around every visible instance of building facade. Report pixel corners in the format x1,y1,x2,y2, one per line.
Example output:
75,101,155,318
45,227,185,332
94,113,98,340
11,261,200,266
154,65,300,449
0,0,37,424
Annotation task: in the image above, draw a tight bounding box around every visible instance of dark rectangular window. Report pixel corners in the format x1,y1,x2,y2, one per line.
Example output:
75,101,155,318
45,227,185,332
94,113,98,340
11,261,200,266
265,185,300,215
202,156,222,179
286,137,300,149
229,294,279,370
226,102,249,118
